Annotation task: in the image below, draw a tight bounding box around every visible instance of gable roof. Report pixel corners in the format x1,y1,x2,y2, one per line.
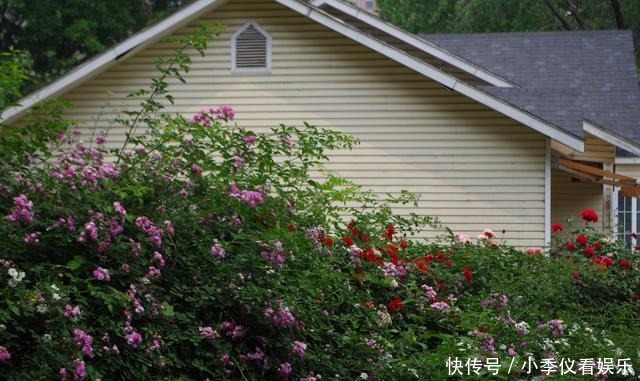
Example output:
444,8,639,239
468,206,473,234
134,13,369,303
6,0,635,154
421,30,640,156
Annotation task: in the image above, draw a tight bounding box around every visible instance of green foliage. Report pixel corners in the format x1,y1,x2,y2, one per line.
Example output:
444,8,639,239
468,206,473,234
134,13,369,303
0,0,195,92
0,48,30,112
0,22,638,381
377,0,640,61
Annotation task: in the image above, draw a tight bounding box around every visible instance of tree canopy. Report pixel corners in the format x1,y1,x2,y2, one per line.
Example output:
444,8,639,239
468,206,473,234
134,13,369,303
0,0,192,92
377,0,639,62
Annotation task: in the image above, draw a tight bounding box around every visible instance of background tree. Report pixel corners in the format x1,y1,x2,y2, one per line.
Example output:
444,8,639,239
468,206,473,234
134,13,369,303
0,0,193,93
377,0,640,64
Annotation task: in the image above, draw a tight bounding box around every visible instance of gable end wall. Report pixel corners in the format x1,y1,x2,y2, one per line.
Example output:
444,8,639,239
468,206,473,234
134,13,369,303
58,0,546,247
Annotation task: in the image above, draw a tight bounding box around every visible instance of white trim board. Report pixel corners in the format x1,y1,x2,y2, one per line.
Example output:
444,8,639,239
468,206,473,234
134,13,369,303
544,138,551,246
311,0,514,88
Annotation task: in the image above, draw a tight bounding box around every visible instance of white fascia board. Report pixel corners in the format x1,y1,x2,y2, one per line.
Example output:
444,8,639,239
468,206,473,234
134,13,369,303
0,0,226,123
276,0,584,151
291,2,582,149
312,0,513,88
584,121,640,156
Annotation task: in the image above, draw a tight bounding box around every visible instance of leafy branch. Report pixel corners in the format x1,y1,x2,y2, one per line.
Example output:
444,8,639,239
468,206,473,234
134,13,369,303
115,22,224,163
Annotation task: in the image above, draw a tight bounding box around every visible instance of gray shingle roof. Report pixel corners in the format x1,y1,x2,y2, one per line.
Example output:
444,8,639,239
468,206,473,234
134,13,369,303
419,30,640,149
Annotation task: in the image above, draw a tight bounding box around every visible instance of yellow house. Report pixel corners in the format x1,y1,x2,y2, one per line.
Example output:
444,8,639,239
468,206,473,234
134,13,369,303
2,0,640,249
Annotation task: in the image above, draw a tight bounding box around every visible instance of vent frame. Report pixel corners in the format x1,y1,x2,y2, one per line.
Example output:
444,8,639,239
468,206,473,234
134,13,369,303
231,21,272,74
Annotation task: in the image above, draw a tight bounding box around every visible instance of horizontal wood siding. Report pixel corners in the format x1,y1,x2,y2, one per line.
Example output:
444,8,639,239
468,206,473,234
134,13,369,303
615,164,640,179
562,134,615,164
58,0,546,247
551,170,603,227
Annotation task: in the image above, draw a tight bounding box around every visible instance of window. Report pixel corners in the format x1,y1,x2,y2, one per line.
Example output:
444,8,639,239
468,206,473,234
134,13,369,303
613,188,639,247
231,21,271,74
365,1,375,9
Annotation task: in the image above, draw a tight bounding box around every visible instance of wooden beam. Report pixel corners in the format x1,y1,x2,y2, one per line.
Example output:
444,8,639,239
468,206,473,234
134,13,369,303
559,158,636,182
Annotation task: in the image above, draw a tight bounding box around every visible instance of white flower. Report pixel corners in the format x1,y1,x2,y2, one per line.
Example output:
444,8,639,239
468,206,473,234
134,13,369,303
50,284,59,291
359,373,368,380
43,334,52,341
8,268,18,277
390,279,398,288
52,293,61,301
36,305,48,314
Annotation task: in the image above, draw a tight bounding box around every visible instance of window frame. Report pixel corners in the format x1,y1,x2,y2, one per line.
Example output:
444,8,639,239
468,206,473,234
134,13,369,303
230,20,272,74
612,187,638,248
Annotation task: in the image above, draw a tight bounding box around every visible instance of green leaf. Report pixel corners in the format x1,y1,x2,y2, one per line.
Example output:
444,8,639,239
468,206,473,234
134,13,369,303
67,256,85,271
162,302,175,317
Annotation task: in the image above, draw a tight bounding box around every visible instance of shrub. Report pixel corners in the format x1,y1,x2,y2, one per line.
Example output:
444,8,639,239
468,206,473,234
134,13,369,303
0,26,638,380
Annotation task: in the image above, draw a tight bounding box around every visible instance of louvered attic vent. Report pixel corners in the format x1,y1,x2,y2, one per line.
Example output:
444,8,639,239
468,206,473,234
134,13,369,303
231,21,272,73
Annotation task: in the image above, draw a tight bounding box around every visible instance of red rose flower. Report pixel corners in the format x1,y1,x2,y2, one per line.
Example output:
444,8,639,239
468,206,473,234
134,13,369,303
551,223,563,233
592,256,614,269
399,240,408,249
581,209,599,223
619,259,633,269
565,242,577,251
414,257,429,274
364,301,374,309
323,237,334,246
632,232,638,239
527,249,543,255
632,293,640,301
351,228,361,237
593,241,603,250
342,236,354,246
360,234,371,242
347,220,357,231
583,247,595,257
382,225,395,241
576,234,589,246
387,297,404,313
572,271,580,279
463,267,473,281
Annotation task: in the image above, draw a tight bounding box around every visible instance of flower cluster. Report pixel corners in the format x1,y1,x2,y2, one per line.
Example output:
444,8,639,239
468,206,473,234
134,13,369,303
189,106,235,125
264,302,296,328
5,194,34,225
260,241,287,268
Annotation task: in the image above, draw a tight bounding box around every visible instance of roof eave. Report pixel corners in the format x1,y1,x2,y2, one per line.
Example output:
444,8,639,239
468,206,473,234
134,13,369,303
310,0,515,88
583,120,640,157
279,0,584,151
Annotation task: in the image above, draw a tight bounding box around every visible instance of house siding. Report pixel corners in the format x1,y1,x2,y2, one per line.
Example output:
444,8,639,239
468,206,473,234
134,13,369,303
562,134,615,164
551,171,603,226
59,0,547,247
615,164,640,179
550,134,614,229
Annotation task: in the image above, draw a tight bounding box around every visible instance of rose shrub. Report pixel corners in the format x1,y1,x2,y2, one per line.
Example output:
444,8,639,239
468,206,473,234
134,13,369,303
1,30,638,380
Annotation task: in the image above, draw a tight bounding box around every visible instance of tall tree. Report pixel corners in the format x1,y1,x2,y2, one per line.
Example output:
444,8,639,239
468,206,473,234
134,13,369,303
0,0,191,92
377,0,640,59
